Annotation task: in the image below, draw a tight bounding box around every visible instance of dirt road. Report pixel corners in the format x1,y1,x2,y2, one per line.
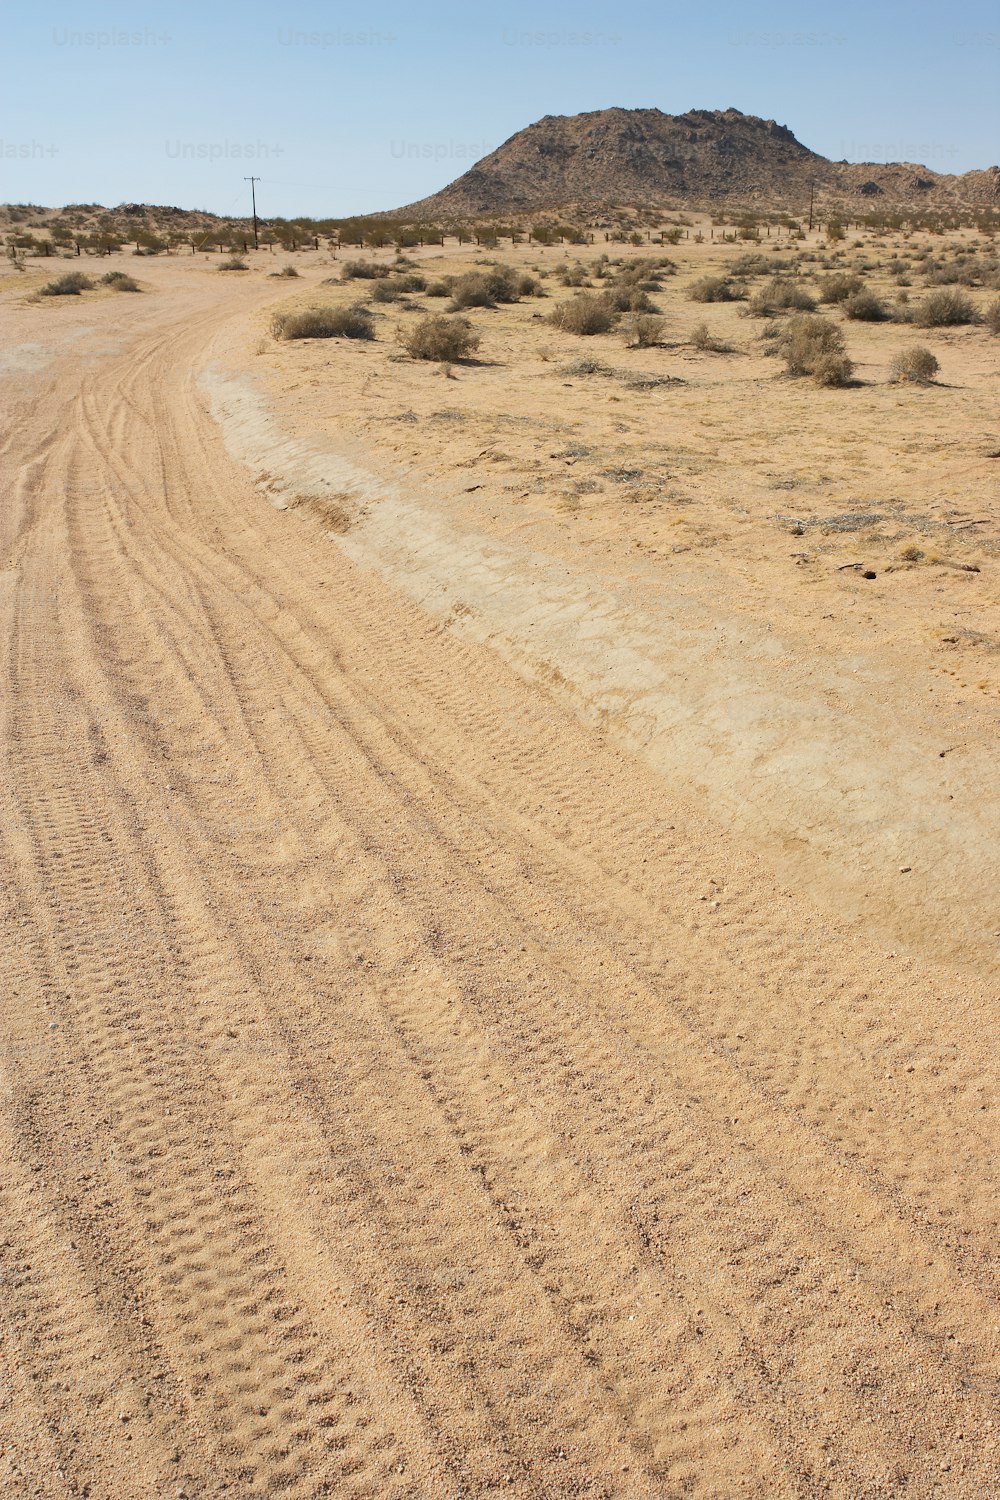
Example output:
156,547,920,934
1,268,997,1498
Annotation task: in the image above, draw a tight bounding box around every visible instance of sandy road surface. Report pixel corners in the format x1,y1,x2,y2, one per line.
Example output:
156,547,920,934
1,268,998,1499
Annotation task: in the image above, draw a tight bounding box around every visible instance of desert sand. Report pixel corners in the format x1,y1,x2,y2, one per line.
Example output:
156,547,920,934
1,230,998,1498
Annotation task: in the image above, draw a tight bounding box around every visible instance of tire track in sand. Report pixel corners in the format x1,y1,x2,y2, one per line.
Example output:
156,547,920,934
1,272,997,1498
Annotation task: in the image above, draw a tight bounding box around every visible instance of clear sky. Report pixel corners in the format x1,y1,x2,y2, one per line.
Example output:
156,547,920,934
4,0,997,218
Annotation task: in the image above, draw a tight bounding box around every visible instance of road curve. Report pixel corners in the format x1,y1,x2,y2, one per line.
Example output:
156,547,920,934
1,276,997,1499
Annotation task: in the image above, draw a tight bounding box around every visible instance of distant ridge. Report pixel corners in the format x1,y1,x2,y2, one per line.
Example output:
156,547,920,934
391,107,1000,215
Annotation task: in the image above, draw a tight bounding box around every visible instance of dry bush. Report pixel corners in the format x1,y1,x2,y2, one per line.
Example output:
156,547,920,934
218,256,249,271
341,259,391,280
448,264,539,309
371,273,425,304
271,304,374,340
371,279,404,303
269,264,300,278
986,299,1000,335
483,263,539,300
812,352,855,387
604,285,659,314
513,270,542,297
913,288,979,326
400,314,480,361
820,273,864,303
748,278,817,316
100,270,140,291
688,275,742,302
843,289,889,321
557,261,590,286
449,272,497,309
731,253,782,276
889,345,940,384
690,321,729,352
780,314,852,384
612,256,676,288
40,271,93,295
623,313,666,347
547,292,618,335
425,280,450,297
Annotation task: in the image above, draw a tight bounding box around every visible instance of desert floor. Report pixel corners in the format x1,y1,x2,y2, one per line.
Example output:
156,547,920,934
0,226,998,1499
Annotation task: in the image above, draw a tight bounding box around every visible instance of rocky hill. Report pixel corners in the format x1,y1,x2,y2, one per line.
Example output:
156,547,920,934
394,107,999,215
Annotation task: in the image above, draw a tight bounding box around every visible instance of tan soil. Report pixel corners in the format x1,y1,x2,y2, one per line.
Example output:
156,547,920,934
0,235,997,1500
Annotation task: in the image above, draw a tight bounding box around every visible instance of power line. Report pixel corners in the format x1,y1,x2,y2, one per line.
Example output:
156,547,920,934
244,176,260,249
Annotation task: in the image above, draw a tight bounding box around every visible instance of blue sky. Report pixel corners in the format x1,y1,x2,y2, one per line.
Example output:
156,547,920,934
4,0,997,216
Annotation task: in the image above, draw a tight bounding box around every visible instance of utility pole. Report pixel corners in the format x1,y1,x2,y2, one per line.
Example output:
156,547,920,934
808,181,815,234
244,176,260,249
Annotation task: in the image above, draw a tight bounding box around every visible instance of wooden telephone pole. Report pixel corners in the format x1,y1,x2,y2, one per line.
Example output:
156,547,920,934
244,176,260,249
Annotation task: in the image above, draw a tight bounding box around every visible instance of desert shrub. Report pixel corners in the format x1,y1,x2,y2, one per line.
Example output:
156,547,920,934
558,261,590,287
820,273,864,303
270,263,300,278
623,313,666,347
401,314,480,361
642,255,678,277
843,289,889,321
812,353,855,386
690,321,729,352
914,288,979,326
889,345,940,384
731,253,778,277
748,278,817,316
547,292,618,335
341,259,391,280
218,256,249,271
605,286,659,314
425,279,450,297
780,314,852,384
271,304,374,340
100,270,140,291
985,298,1000,334
611,257,676,290
447,264,537,309
370,273,425,303
482,263,538,301
40,271,93,295
688,275,741,302
371,279,404,302
449,272,497,308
